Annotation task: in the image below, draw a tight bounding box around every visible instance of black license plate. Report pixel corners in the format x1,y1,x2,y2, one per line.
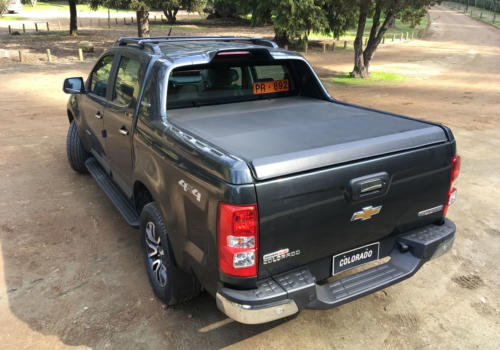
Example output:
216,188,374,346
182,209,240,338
332,242,380,275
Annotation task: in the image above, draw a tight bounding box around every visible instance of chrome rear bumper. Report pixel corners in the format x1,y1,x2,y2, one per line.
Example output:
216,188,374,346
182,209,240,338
216,218,455,325
216,293,299,325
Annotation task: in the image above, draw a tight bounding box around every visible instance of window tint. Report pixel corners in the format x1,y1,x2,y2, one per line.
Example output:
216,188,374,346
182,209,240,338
167,63,295,109
254,65,287,81
114,56,141,106
90,55,114,98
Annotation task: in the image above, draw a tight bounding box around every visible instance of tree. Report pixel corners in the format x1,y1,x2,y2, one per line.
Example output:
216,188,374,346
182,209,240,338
323,0,358,39
205,0,239,18
69,0,78,35
271,0,328,47
350,0,436,78
130,0,150,37
90,0,152,37
161,0,206,24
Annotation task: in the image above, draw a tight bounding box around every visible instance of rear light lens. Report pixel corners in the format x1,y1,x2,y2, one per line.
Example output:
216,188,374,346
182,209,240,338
218,203,258,277
443,155,461,216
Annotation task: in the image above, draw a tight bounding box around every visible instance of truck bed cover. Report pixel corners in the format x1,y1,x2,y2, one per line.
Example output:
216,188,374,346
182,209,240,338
168,97,447,180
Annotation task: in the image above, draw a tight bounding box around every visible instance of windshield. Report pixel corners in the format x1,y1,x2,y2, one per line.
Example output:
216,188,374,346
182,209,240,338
167,62,296,109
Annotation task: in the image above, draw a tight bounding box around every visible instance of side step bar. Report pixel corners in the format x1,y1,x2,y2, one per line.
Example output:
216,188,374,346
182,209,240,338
85,158,140,228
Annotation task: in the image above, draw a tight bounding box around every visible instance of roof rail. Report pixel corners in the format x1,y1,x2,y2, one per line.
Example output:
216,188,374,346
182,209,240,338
116,35,279,54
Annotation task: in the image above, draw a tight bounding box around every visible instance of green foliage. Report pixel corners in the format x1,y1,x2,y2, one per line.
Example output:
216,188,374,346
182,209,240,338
237,0,272,25
205,0,239,18
271,0,328,44
330,71,406,85
322,0,358,39
398,7,427,27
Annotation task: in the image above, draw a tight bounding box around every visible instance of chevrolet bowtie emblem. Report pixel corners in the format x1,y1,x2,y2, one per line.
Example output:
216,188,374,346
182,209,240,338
351,205,382,222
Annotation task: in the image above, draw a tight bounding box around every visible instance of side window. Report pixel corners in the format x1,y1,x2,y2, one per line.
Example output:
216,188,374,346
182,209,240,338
113,56,141,106
90,55,114,98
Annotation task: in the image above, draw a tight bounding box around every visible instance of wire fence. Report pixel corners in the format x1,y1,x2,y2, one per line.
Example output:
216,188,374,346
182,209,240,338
443,1,500,26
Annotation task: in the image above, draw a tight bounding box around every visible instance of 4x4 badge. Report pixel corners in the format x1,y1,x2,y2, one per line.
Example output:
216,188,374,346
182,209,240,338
351,205,382,222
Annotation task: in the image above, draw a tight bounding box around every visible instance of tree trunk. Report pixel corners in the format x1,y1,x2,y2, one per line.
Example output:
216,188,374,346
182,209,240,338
351,0,370,78
363,9,394,73
273,33,290,48
164,8,179,24
69,0,77,36
136,8,150,38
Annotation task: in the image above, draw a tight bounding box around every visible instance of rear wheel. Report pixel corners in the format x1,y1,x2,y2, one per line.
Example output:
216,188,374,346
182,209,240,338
66,121,89,173
140,202,200,305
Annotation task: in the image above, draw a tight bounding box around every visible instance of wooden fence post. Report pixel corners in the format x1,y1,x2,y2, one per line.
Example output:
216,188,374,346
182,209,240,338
392,33,395,41
382,36,385,44
8,25,11,35
35,23,38,32
322,42,326,53
131,17,134,23
18,50,24,63
332,41,335,51
344,40,347,49
304,41,308,54
46,49,52,62
46,22,50,31
22,23,25,33
123,17,126,24
115,18,118,25
78,48,83,62
154,15,156,22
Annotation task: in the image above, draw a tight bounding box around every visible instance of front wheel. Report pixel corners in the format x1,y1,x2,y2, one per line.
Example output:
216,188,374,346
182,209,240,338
66,120,89,173
140,202,200,305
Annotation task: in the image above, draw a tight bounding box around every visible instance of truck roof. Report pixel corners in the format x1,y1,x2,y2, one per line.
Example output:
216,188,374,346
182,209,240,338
114,36,285,62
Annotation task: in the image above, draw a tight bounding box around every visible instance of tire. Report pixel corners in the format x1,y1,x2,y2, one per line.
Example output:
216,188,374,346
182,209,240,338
66,120,89,173
140,202,200,305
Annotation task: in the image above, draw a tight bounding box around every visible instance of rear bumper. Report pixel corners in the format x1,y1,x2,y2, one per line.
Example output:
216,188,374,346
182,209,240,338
216,218,455,324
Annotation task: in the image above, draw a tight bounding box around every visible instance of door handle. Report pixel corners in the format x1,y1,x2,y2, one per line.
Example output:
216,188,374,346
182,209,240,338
119,127,129,135
95,111,103,119
348,172,390,201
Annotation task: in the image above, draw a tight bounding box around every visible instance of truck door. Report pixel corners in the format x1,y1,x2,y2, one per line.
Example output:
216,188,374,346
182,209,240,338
79,54,115,167
103,53,146,195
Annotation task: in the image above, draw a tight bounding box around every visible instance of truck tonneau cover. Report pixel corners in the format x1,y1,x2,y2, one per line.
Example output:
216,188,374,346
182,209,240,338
169,97,447,180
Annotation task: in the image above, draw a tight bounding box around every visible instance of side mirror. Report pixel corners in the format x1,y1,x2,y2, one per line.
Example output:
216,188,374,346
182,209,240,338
63,77,85,94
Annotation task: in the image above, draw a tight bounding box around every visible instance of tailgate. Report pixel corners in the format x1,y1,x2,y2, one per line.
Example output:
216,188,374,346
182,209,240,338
256,142,453,279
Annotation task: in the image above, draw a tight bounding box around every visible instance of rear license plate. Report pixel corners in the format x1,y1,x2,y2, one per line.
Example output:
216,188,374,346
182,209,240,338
332,242,380,275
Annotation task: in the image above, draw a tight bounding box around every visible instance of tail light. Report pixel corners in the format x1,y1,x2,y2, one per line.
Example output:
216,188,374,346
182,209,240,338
443,155,461,216
218,203,258,277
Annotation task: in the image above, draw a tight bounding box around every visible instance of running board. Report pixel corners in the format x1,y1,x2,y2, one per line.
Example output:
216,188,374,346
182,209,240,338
85,158,140,228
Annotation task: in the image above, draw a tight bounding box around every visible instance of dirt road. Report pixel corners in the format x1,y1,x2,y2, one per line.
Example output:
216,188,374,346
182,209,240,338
1,6,499,349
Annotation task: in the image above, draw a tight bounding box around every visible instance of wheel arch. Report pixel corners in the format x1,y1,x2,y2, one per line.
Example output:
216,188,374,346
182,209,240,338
133,180,154,214
67,109,74,123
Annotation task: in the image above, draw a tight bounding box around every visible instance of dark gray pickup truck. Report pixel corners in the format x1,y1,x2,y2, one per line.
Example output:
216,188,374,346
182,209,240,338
63,36,460,324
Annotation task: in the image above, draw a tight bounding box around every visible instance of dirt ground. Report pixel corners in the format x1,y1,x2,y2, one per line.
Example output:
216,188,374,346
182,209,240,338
1,6,499,350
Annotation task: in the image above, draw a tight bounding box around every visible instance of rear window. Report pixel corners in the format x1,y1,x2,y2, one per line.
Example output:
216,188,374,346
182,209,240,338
167,63,295,109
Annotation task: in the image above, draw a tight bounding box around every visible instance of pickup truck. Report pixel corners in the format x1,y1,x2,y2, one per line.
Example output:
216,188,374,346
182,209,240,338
63,36,459,324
